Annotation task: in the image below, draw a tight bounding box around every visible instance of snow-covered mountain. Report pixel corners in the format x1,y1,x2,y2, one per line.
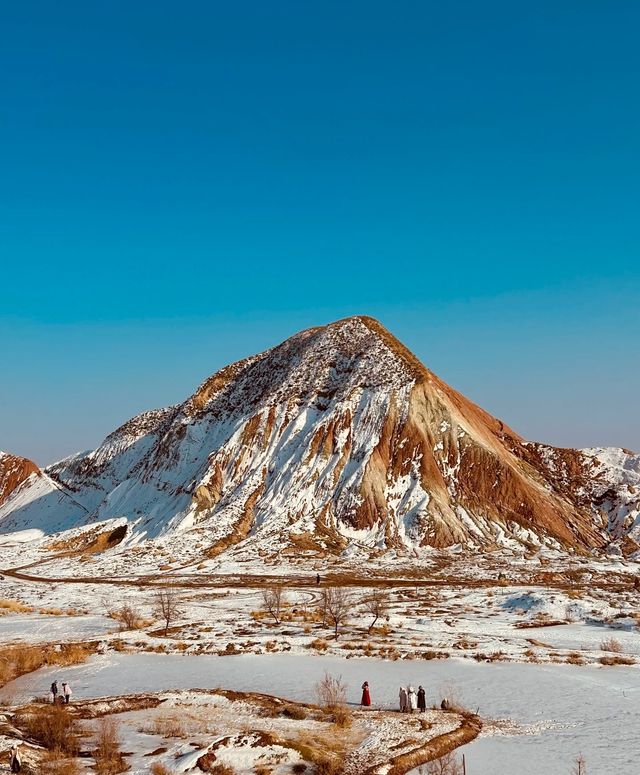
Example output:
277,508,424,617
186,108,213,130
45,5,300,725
1,316,638,556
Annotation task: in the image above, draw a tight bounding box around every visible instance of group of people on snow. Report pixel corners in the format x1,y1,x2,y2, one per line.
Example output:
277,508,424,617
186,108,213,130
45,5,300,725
360,681,427,713
49,679,72,704
6,681,74,772
398,684,427,713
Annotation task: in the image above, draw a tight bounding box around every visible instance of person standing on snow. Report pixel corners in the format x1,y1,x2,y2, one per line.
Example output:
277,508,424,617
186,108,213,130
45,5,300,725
399,686,408,712
50,680,59,704
407,685,418,713
62,681,72,704
9,744,22,773
361,681,371,707
417,685,426,712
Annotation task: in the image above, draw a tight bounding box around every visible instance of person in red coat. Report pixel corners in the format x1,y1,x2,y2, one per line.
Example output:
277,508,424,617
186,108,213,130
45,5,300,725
361,681,371,706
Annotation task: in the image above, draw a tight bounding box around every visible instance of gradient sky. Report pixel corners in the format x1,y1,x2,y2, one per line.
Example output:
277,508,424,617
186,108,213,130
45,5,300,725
1,1,639,465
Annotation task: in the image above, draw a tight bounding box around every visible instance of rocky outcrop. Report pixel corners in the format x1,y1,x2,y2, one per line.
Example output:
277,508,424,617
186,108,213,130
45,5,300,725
0,452,40,507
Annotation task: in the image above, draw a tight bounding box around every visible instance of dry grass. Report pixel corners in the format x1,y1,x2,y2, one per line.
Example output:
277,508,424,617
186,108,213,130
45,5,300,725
0,642,95,687
93,717,127,774
599,654,635,666
282,705,307,720
315,673,352,728
150,764,171,775
426,751,464,774
17,704,81,755
139,709,219,738
0,597,33,614
140,713,187,738
207,765,238,775
41,750,81,775
600,637,623,653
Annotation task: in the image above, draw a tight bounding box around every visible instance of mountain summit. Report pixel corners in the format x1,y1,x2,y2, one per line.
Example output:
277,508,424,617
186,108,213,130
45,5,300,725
1,316,638,558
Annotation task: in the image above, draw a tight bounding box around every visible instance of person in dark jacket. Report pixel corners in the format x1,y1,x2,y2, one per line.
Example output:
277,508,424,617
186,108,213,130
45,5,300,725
9,744,22,772
50,680,58,704
361,681,371,706
417,685,426,712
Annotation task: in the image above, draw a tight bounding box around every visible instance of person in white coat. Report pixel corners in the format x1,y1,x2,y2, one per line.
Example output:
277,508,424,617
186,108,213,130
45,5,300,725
407,685,418,713
62,681,72,704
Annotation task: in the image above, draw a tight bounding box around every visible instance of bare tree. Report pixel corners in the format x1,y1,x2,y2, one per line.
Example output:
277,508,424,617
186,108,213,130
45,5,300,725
573,754,587,775
362,588,390,633
321,587,352,638
153,587,182,636
261,585,285,625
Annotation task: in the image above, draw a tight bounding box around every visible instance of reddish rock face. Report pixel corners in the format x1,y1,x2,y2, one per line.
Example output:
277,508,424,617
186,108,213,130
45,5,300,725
1,316,638,555
0,452,40,507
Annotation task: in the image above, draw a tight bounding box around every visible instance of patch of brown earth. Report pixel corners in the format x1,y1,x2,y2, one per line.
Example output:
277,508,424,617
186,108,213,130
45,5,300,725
0,452,40,506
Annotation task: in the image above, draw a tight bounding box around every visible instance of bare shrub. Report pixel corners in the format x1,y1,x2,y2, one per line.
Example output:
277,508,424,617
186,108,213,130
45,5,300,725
572,754,587,775
93,717,127,774
600,637,622,653
315,672,351,727
153,587,182,636
261,585,285,625
150,764,171,775
321,588,352,638
426,752,464,774
362,589,390,633
109,603,145,631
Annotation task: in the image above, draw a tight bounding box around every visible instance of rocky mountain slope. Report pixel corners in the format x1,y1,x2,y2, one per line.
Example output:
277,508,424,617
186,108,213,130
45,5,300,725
0,452,41,507
0,316,638,557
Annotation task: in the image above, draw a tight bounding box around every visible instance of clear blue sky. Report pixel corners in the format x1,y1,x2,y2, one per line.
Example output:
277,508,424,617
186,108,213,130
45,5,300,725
1,1,639,464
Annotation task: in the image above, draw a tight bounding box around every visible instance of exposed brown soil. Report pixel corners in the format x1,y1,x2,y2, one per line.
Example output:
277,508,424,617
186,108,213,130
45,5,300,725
375,713,483,775
45,524,127,555
0,452,40,507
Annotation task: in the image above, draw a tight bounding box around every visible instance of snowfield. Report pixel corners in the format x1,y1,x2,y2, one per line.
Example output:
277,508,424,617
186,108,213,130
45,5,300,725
2,652,638,774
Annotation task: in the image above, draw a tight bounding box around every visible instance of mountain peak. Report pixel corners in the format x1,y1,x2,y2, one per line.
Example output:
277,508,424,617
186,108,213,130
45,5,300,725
1,318,637,560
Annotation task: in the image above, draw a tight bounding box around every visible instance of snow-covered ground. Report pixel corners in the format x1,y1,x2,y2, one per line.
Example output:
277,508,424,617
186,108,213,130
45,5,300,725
0,652,640,775
0,612,113,642
2,652,638,774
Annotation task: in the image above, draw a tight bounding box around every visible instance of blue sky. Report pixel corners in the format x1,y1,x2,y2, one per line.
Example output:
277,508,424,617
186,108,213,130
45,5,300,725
1,1,639,464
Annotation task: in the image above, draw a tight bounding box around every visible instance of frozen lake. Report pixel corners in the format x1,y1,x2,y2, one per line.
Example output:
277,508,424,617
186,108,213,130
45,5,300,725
2,652,638,774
